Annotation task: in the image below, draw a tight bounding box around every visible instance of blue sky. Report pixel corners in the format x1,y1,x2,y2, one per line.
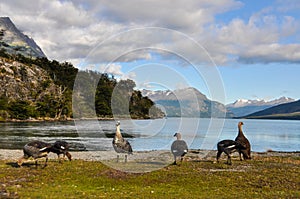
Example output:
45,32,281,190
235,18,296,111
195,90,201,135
1,0,300,104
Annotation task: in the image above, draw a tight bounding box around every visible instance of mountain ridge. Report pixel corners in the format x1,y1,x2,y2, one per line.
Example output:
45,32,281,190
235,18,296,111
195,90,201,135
226,97,295,117
142,88,230,118
227,97,295,108
242,99,300,120
0,17,46,58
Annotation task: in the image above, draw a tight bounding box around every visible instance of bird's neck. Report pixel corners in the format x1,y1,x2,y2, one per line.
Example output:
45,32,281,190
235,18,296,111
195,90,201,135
116,126,122,139
238,125,245,137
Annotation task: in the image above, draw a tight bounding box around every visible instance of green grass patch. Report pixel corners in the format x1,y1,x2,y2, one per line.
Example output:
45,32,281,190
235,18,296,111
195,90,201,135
0,156,299,198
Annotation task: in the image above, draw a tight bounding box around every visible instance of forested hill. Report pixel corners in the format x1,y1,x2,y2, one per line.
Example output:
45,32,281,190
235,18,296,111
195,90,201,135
0,50,164,121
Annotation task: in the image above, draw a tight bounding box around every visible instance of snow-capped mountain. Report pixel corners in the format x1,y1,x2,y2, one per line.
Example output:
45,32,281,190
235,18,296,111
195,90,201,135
226,97,295,117
0,17,46,58
142,87,230,118
142,87,207,101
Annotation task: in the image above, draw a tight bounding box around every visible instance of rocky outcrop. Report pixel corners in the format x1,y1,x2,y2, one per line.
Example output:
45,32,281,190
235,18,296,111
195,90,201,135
0,58,56,100
0,57,67,120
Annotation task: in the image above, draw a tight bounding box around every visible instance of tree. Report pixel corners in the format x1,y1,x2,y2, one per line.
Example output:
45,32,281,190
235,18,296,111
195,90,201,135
8,100,36,120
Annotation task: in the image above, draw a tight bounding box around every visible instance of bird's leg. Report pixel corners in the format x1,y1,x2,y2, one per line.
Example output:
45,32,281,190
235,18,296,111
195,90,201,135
216,151,222,163
58,154,62,163
116,155,119,163
125,155,127,163
35,159,38,168
172,156,177,165
61,153,65,161
224,149,232,165
17,157,24,167
227,155,232,165
42,156,48,168
180,156,184,163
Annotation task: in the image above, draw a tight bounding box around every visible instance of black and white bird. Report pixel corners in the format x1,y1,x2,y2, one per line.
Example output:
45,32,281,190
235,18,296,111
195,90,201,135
171,132,188,165
235,121,251,160
50,140,72,162
216,139,246,165
18,140,52,168
112,121,133,162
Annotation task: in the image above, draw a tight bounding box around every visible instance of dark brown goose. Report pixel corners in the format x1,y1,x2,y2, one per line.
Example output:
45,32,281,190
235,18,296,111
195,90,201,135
18,140,52,168
235,122,251,160
216,139,246,165
50,140,72,162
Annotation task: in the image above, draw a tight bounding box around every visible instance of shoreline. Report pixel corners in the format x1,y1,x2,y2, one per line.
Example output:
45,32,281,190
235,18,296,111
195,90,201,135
0,116,163,123
1,149,299,162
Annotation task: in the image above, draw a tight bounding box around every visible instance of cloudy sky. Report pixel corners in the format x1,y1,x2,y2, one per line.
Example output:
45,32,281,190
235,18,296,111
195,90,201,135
1,0,300,104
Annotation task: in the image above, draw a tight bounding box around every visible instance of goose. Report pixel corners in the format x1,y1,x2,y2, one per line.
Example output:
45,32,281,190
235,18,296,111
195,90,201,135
216,139,246,165
112,121,133,162
235,122,251,160
50,140,72,162
18,140,52,168
171,132,188,165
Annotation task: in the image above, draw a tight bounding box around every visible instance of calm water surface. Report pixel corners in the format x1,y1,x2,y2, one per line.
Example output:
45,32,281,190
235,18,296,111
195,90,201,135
0,118,299,152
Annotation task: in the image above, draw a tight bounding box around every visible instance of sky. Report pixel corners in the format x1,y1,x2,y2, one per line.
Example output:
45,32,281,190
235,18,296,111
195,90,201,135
1,0,300,104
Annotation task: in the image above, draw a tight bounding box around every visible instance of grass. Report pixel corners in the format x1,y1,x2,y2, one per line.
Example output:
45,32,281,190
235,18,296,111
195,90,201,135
0,155,299,198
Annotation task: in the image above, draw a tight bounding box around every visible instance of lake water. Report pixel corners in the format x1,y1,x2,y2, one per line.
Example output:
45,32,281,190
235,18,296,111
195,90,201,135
0,118,299,152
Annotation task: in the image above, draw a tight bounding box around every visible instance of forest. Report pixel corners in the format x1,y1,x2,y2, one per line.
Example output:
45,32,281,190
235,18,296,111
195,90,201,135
0,49,164,120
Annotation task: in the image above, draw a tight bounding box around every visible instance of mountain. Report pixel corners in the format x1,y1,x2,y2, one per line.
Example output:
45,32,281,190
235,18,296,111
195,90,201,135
142,87,231,118
226,97,295,117
0,17,46,58
243,99,300,120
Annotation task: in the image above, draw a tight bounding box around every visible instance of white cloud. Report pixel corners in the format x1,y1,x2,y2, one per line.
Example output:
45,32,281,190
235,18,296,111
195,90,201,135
74,0,242,31
1,0,300,66
138,82,154,89
238,43,300,63
201,10,300,65
275,0,300,12
121,71,136,80
98,63,123,76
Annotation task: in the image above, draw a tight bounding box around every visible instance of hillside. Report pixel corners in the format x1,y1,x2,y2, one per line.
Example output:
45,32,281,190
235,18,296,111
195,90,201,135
243,99,300,120
0,56,69,120
0,52,163,121
142,88,231,118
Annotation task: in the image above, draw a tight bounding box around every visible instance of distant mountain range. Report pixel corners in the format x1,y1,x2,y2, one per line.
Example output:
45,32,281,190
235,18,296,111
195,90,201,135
142,87,298,119
243,99,300,120
142,87,230,118
0,17,46,58
226,97,295,117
